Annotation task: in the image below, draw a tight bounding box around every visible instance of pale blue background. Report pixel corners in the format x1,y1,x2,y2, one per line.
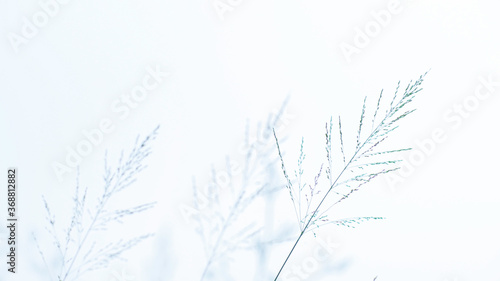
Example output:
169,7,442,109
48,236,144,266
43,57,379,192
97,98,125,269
1,0,500,280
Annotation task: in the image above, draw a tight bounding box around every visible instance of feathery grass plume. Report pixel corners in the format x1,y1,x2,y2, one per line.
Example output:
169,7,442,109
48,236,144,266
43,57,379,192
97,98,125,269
37,126,159,281
193,99,293,281
273,73,427,280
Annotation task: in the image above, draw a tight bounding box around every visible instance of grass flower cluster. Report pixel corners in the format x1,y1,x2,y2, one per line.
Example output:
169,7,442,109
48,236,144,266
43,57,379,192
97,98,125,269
36,72,427,281
273,73,427,280
37,126,159,281
193,100,292,281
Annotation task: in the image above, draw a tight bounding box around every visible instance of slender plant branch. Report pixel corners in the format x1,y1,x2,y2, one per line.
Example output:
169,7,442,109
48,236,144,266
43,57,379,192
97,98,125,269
273,131,358,280
273,73,427,280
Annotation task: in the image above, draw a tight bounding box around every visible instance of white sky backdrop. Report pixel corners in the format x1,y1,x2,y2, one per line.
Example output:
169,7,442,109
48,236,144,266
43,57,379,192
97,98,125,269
1,0,500,280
